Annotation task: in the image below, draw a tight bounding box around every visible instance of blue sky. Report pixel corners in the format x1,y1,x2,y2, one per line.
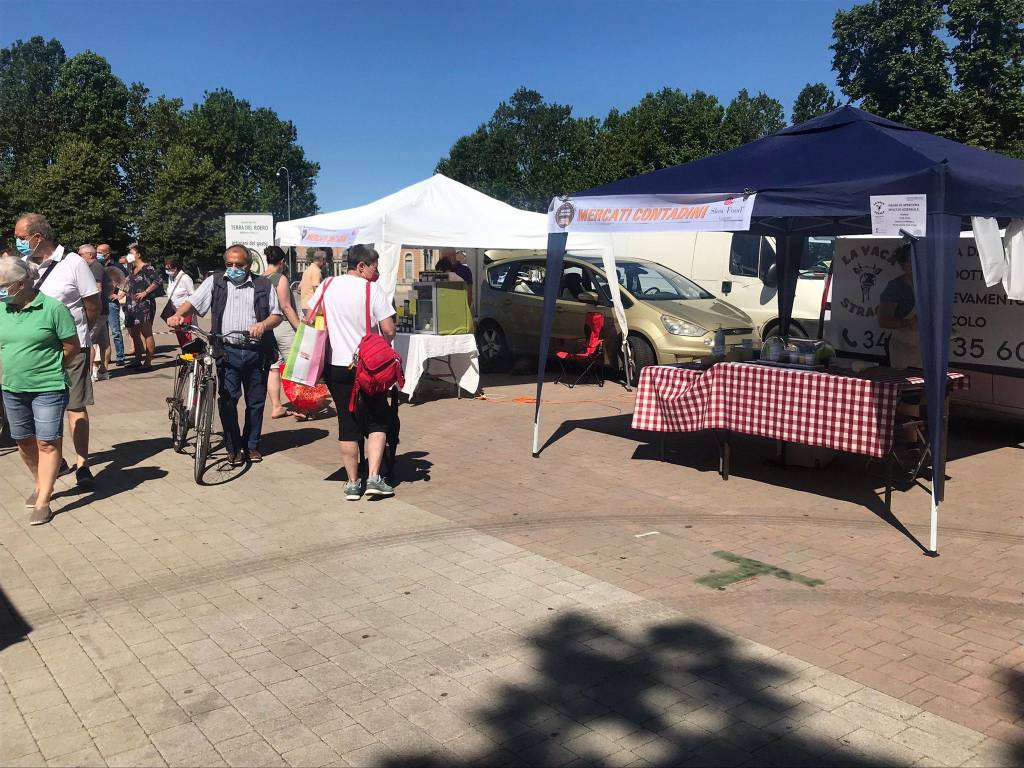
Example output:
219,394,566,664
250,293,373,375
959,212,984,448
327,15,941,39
4,0,856,211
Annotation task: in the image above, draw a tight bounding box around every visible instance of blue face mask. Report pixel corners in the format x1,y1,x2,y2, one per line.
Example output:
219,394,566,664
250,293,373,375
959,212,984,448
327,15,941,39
15,237,32,257
225,266,248,283
0,284,19,304
97,255,106,263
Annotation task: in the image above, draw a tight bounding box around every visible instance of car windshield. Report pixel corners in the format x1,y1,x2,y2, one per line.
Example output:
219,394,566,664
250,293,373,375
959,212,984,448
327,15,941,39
801,237,834,278
595,260,714,301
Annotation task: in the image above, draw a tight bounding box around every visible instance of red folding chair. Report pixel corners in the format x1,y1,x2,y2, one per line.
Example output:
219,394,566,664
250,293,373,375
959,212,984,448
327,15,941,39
555,311,605,388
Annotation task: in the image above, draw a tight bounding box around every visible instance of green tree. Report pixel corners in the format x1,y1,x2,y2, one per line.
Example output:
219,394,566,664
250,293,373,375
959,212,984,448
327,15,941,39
722,89,786,145
52,51,135,165
0,37,66,228
791,82,841,124
436,87,601,211
181,89,318,222
25,138,124,248
598,89,726,181
123,92,185,234
138,144,225,272
130,89,319,270
945,0,1024,155
831,0,951,130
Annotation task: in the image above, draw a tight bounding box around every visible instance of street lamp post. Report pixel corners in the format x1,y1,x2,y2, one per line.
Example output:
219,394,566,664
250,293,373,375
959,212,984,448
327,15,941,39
276,166,293,276
275,166,291,221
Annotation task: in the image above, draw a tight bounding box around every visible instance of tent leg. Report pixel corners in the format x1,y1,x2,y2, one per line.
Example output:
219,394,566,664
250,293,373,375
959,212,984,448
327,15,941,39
925,493,939,557
532,416,541,458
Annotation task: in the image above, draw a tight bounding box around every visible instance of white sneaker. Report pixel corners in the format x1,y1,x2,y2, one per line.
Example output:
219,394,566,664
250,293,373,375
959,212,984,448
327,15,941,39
91,368,99,382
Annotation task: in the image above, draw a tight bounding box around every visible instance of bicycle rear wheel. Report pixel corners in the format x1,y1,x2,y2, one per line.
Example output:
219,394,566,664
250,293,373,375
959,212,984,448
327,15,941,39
194,375,216,484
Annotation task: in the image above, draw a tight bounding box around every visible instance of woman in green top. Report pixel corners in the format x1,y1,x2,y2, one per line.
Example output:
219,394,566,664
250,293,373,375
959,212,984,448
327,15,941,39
0,256,81,525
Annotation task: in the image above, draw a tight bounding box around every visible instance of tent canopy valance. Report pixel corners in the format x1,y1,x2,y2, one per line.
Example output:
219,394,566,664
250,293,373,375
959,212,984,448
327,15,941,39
274,174,608,301
569,106,1024,230
534,106,1024,555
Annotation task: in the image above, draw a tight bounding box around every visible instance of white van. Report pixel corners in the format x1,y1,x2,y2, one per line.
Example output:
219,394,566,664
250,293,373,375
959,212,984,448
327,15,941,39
609,232,830,339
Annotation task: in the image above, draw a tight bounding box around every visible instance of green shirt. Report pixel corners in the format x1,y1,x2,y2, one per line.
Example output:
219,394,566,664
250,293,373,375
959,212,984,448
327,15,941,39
0,292,77,393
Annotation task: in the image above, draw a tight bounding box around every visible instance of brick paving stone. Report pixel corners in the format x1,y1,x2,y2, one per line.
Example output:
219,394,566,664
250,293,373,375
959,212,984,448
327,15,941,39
90,715,152,756
193,705,254,744
281,740,340,767
232,690,292,724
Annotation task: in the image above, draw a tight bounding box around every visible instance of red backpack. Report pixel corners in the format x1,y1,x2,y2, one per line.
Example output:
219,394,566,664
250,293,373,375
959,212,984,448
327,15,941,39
350,280,404,412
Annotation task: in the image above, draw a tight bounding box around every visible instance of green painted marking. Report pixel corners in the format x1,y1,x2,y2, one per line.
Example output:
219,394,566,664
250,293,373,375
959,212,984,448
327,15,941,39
696,551,824,590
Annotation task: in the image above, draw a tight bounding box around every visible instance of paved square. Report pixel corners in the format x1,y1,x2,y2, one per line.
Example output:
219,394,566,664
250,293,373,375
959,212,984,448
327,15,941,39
1,353,1022,766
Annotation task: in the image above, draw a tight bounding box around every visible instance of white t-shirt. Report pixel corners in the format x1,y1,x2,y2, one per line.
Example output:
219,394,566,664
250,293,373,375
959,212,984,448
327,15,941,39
36,245,100,347
168,271,195,308
310,274,394,366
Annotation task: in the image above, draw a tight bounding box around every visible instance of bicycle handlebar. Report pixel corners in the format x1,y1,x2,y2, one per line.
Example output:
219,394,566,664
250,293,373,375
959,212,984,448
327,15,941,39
181,324,252,343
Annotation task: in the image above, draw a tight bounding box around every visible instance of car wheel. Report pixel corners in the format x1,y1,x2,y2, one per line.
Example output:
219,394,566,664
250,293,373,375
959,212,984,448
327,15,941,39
477,321,512,372
621,334,656,386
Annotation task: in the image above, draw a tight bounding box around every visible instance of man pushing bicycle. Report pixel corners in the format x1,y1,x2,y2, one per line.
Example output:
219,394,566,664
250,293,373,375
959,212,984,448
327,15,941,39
168,245,283,465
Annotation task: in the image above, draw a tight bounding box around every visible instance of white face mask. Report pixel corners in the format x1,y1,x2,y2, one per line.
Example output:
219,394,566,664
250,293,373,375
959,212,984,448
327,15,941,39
126,254,137,264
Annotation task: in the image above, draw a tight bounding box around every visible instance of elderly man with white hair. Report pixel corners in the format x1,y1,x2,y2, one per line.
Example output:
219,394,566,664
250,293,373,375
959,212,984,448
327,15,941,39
0,255,81,525
78,243,112,381
14,213,100,489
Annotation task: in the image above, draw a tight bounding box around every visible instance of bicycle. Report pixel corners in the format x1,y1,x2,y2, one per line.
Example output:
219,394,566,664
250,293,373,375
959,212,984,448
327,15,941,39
166,325,250,483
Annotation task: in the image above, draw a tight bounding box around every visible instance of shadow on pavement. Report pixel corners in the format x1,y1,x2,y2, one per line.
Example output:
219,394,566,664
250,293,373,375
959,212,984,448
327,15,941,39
381,611,899,767
260,426,330,456
1001,668,1024,765
197,454,251,486
51,435,171,516
392,450,432,486
0,586,31,652
538,412,930,552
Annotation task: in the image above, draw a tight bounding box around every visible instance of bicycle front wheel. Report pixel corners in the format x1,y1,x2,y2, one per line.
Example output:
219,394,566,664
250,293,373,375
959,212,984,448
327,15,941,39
170,359,191,453
194,376,216,484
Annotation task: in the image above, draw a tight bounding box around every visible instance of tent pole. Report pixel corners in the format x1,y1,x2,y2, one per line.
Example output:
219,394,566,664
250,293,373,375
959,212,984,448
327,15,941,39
533,231,568,457
929,494,938,553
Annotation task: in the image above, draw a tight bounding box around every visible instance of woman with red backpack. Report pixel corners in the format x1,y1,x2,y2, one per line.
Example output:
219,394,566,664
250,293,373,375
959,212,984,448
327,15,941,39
308,244,399,500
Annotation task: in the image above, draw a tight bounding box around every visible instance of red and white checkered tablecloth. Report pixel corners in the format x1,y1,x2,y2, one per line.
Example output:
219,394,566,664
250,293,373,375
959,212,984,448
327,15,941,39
632,363,968,458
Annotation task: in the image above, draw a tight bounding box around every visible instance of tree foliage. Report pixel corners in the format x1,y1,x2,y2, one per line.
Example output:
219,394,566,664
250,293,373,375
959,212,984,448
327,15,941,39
0,36,320,272
436,88,601,212
721,89,786,146
832,0,951,130
792,83,842,125
945,0,1024,155
831,0,1024,155
438,87,788,212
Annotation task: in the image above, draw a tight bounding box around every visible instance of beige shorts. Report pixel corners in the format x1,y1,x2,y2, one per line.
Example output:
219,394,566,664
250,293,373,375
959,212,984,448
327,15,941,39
66,351,94,411
91,320,109,346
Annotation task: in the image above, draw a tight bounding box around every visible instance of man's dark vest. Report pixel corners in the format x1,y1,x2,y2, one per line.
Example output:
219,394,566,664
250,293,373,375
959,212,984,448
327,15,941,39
210,271,276,355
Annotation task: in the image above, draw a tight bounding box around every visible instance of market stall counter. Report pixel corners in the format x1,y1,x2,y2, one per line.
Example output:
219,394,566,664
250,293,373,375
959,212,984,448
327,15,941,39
393,332,480,400
633,362,967,499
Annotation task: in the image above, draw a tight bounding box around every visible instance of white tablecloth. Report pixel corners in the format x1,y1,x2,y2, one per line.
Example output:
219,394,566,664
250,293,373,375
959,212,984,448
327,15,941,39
393,333,480,397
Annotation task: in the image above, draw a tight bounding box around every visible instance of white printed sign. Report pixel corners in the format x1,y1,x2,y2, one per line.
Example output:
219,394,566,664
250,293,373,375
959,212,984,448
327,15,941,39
869,195,927,237
548,193,756,234
295,226,359,249
225,213,274,252
826,236,1024,372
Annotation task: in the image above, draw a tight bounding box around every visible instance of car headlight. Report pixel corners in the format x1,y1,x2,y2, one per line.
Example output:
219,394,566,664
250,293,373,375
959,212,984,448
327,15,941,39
661,315,707,337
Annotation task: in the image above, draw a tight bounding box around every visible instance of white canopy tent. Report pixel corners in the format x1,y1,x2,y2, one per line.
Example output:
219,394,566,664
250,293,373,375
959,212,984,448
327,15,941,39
274,173,611,304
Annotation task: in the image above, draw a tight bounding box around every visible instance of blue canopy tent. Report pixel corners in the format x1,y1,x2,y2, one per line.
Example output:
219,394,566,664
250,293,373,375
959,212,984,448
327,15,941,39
535,106,1024,555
